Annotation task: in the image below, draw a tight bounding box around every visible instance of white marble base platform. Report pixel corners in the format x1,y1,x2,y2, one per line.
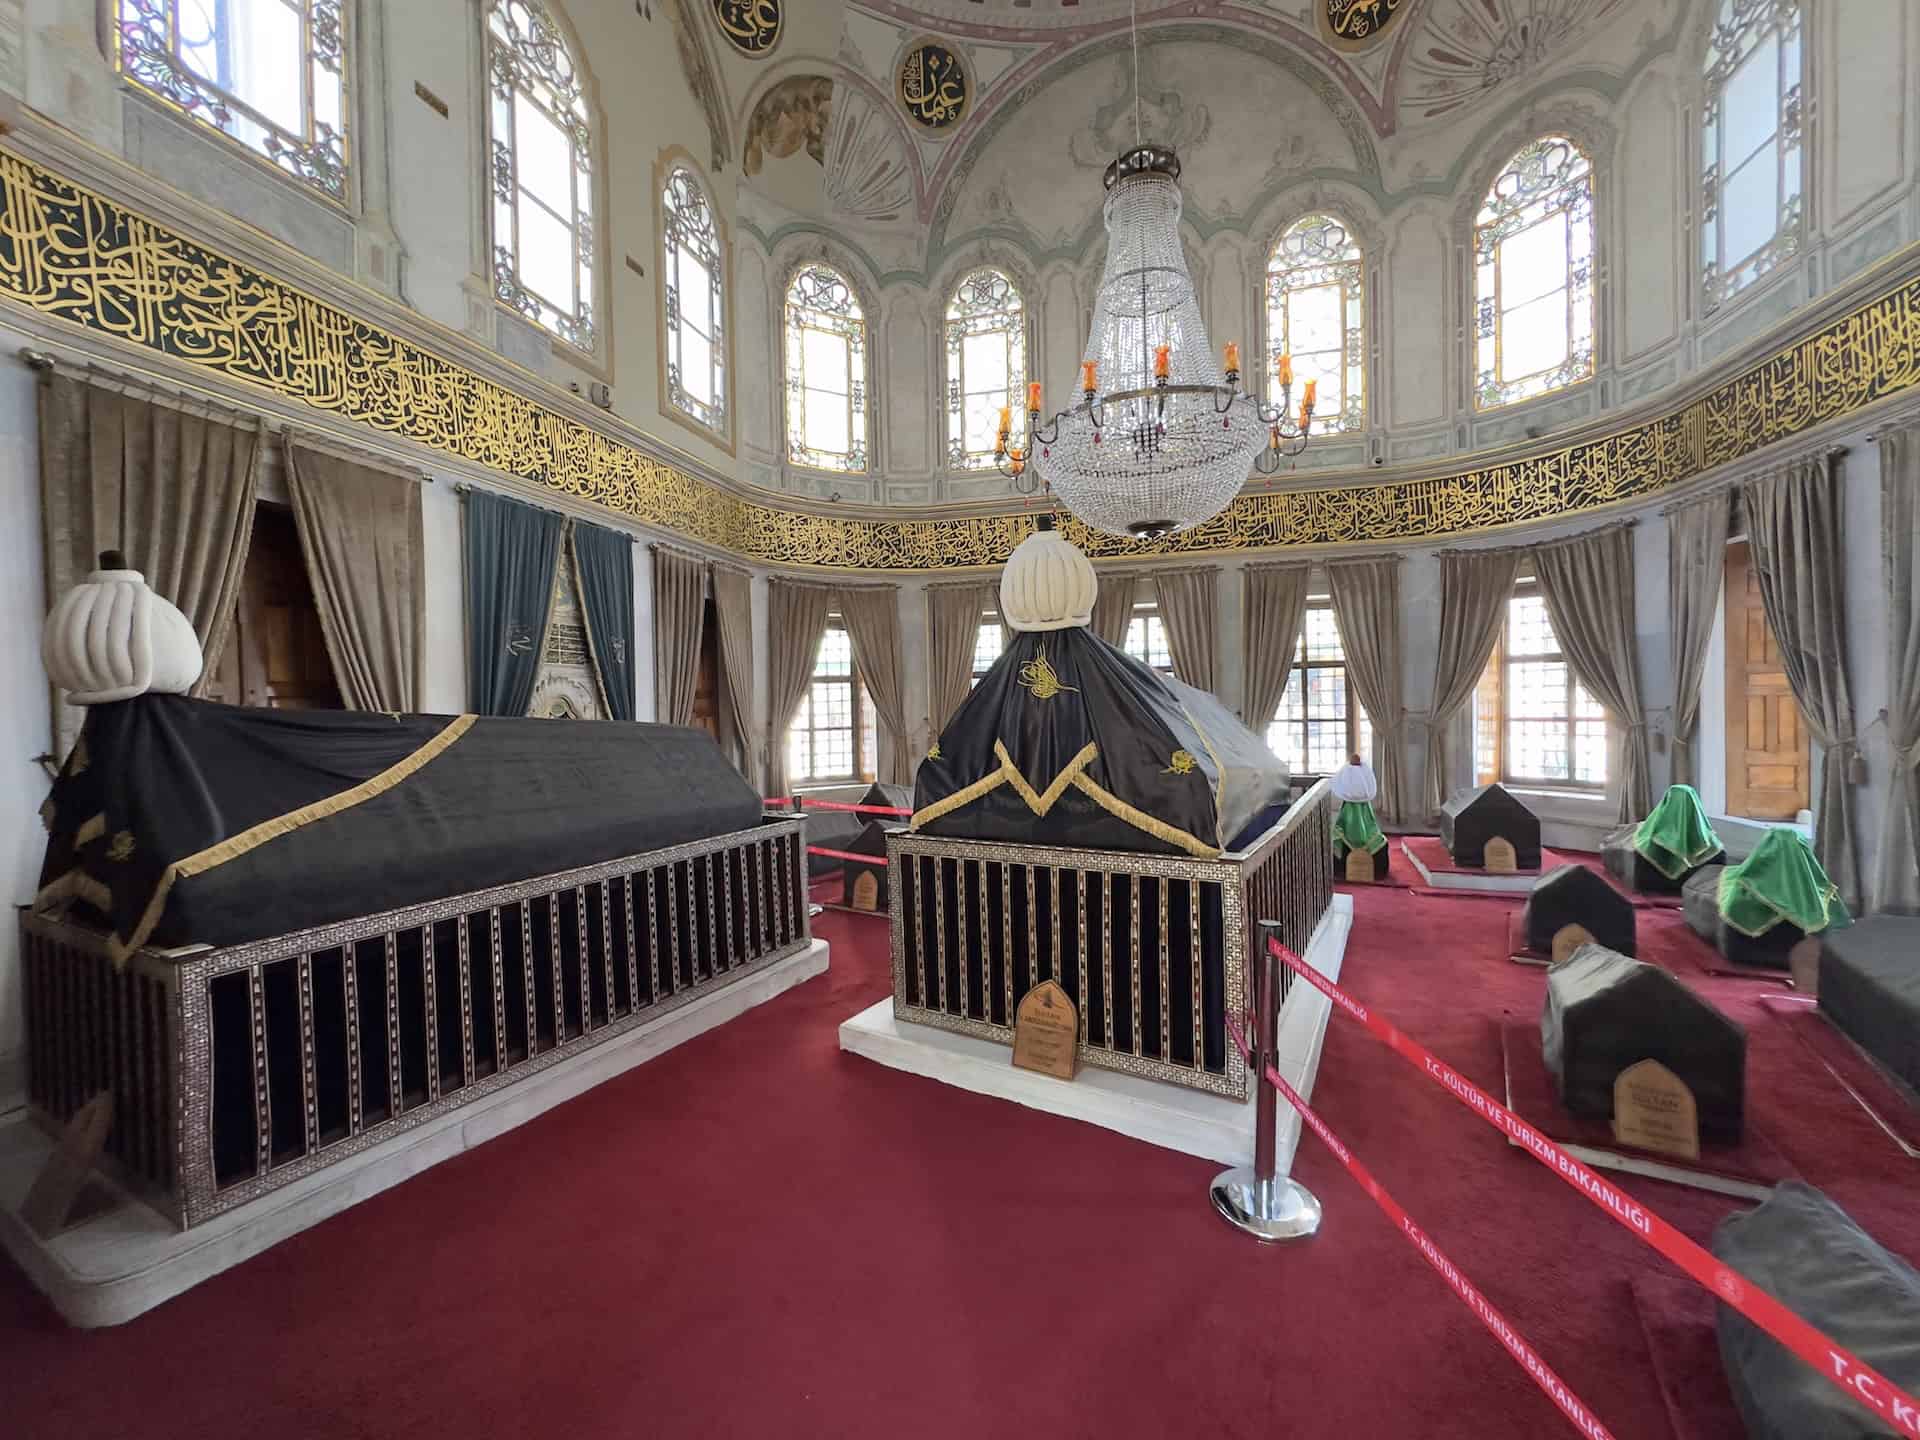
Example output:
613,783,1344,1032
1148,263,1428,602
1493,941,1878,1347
1402,840,1540,894
838,895,1352,1173
0,939,830,1329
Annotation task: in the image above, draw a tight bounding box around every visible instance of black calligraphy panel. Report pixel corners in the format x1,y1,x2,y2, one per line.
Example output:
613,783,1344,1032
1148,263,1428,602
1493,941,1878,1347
711,0,780,56
1320,0,1411,48
898,40,968,130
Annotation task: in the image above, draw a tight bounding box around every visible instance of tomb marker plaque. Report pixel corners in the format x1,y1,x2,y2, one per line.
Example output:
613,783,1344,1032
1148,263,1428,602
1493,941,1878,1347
1611,1059,1700,1160
1344,848,1375,883
1551,924,1596,965
1012,980,1079,1081
1484,836,1518,873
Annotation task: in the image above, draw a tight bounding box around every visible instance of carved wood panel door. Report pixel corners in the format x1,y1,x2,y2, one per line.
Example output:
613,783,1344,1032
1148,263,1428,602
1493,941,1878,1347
201,503,343,711
1723,540,1808,820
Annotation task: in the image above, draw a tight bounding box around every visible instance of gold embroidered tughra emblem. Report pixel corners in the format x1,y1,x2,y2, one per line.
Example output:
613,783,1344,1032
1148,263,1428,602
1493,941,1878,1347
107,830,136,862
926,741,942,760
1163,750,1198,776
1017,650,1077,701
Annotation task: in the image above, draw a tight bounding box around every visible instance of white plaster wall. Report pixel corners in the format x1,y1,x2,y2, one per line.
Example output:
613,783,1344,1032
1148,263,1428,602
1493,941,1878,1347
1617,67,1683,365
1387,209,1448,428
0,327,46,1111
384,0,483,337
420,477,468,713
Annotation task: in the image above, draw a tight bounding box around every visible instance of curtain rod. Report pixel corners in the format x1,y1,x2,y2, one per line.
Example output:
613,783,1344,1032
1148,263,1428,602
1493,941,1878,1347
17,344,436,482
452,480,638,541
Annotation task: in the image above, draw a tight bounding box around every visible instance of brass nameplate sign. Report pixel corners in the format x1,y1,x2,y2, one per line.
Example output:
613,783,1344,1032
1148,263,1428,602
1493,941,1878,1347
1484,836,1518,873
1551,924,1596,965
1012,980,1079,1081
851,870,879,912
1611,1059,1700,1160
1344,847,1375,883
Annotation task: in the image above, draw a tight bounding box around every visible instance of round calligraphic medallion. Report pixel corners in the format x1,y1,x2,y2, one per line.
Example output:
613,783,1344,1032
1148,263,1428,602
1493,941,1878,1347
711,0,781,56
1319,0,1413,49
897,39,969,130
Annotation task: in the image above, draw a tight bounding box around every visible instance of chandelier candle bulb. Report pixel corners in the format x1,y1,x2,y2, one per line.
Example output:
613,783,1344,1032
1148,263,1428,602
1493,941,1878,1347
1153,344,1171,380
1224,342,1240,375
1277,352,1293,387
1081,360,1097,392
1303,378,1317,409
1028,381,1042,412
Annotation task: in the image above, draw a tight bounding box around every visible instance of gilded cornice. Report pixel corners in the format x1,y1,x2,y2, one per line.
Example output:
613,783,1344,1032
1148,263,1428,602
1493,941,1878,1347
1,149,1917,571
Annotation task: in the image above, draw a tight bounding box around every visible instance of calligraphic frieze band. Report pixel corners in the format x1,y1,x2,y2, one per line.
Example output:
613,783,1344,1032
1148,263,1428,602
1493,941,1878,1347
0,149,1916,570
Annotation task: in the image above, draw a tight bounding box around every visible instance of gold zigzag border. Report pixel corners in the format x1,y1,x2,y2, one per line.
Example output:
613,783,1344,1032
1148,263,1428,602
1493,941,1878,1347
0,148,1916,570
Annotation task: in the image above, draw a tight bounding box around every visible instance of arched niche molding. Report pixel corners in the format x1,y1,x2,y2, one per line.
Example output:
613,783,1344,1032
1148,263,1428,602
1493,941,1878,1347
767,232,888,477
652,144,735,452
1451,102,1619,414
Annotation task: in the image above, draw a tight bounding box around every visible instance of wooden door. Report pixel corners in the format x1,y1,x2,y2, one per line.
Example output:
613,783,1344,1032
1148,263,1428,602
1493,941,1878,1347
1724,541,1808,820
689,596,721,740
202,503,343,711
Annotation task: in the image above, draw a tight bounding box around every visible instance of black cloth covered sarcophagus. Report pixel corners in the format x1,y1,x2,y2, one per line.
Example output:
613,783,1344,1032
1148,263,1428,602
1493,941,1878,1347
803,807,861,879
1683,866,1800,969
1524,864,1636,957
1438,783,1541,869
1541,945,1746,1141
1714,1182,1920,1440
35,694,765,959
915,630,1288,858
1820,916,1920,1095
840,819,897,912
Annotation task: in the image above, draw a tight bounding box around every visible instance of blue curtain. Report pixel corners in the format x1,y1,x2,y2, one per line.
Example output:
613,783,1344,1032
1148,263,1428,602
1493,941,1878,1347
463,488,563,716
572,519,637,721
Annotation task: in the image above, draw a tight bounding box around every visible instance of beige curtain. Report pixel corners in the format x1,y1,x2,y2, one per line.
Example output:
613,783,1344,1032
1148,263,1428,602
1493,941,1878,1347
1243,563,1312,734
1327,557,1406,822
282,437,424,712
1155,568,1219,690
1744,452,1862,911
1091,569,1138,646
1877,425,1920,913
712,564,756,784
838,584,910,785
928,581,996,736
39,371,261,747
1666,491,1731,788
651,545,708,727
766,578,834,798
1533,525,1651,824
1427,547,1522,813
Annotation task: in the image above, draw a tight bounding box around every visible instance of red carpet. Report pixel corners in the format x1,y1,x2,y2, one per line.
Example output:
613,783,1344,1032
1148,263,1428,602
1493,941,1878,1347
3,875,1917,1439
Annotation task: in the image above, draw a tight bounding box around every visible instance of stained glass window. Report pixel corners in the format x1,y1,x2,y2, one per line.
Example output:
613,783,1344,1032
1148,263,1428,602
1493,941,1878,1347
785,265,868,473
662,165,726,434
1122,603,1174,674
1473,137,1595,411
945,268,1027,469
486,0,595,351
1702,0,1803,311
971,612,1005,689
787,618,877,786
115,0,350,201
1265,215,1365,433
1267,603,1373,776
1479,585,1608,788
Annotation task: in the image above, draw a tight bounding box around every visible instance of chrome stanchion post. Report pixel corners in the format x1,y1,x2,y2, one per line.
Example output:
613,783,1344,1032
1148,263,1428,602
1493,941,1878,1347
1211,919,1323,1241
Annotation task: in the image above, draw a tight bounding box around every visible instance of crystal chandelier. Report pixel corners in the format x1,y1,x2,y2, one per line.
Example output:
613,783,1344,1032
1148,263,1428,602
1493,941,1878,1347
994,6,1315,539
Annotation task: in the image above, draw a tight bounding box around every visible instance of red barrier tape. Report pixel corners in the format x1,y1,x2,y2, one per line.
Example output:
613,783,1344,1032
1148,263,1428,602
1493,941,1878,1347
797,798,914,816
1225,1012,1617,1438
805,845,880,864
1264,935,1920,1438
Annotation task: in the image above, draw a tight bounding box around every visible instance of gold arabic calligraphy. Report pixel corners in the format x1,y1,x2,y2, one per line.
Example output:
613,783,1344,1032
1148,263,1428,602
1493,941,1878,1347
711,0,780,55
1324,0,1406,44
0,150,1915,570
899,43,967,129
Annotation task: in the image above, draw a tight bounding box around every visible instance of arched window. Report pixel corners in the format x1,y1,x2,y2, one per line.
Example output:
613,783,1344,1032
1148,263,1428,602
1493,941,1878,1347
1472,137,1595,411
944,268,1026,469
784,264,868,472
1702,0,1803,311
114,0,350,200
1265,215,1365,433
662,166,726,434
486,0,595,351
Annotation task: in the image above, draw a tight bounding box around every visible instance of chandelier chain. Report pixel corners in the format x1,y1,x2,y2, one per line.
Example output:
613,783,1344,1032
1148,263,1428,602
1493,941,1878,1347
1131,0,1142,146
